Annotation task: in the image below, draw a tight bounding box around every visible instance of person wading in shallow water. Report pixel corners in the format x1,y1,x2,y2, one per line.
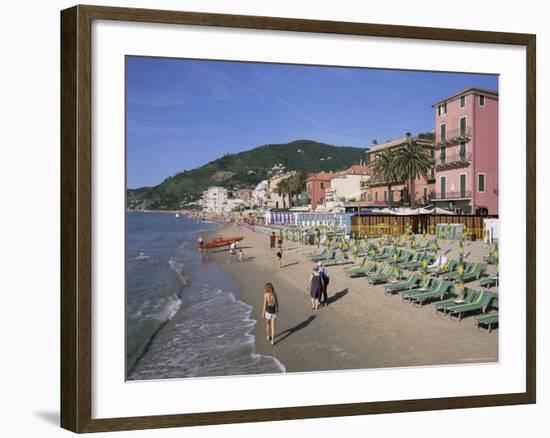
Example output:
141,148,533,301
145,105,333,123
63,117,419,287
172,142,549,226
262,282,279,346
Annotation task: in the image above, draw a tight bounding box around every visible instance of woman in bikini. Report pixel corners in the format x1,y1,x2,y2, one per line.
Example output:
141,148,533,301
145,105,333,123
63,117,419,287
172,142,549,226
262,282,279,346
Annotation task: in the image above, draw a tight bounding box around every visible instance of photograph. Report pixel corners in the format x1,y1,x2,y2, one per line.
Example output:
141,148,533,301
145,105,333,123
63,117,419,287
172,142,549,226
125,57,500,381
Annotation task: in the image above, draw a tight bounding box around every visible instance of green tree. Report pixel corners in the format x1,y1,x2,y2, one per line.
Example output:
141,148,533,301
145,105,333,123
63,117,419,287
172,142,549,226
289,171,309,206
369,148,399,207
393,136,433,208
276,178,290,209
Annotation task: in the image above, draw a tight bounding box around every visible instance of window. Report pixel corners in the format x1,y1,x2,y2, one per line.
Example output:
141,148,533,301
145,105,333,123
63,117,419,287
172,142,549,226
440,124,446,141
460,117,467,136
479,95,485,106
384,191,388,202
360,193,365,201
440,145,446,164
320,182,325,189
440,176,446,199
460,174,467,198
438,103,447,115
375,192,379,202
423,187,428,202
367,193,372,202
478,173,486,193
319,197,324,204
460,95,465,108
459,141,467,160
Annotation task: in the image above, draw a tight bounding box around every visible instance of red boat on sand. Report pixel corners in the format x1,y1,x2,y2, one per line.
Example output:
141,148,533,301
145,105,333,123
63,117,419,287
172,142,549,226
202,236,244,249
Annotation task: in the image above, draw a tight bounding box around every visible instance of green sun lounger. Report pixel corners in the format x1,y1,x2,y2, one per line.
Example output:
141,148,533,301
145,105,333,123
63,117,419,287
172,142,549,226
344,257,367,270
367,264,395,285
446,290,494,321
323,252,353,266
442,262,474,281
475,312,499,333
384,273,423,295
309,248,329,261
479,275,499,288
434,287,477,314
395,251,412,264
428,259,457,277
310,249,335,262
408,280,454,306
402,278,440,302
373,248,393,261
458,263,487,283
348,262,378,278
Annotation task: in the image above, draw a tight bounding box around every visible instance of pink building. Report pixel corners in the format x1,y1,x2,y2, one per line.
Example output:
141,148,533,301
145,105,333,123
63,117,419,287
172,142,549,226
306,172,334,211
432,87,499,215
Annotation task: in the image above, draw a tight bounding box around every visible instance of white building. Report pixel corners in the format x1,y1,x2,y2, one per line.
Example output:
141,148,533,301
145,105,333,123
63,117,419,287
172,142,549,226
252,180,269,209
201,186,228,213
225,198,245,212
324,165,370,211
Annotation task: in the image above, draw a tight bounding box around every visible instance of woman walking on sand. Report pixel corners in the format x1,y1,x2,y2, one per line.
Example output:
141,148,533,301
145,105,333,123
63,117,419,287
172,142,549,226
262,283,279,346
307,266,325,310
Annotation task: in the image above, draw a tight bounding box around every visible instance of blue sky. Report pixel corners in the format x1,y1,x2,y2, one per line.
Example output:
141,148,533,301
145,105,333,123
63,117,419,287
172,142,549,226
126,56,498,188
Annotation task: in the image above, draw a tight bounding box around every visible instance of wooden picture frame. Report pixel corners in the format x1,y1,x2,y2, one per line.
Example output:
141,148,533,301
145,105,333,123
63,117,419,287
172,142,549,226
60,4,536,433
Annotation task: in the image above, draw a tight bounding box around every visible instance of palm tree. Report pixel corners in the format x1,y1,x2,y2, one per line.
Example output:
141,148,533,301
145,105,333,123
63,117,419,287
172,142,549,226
290,171,309,206
276,178,289,208
369,148,398,207
393,136,433,208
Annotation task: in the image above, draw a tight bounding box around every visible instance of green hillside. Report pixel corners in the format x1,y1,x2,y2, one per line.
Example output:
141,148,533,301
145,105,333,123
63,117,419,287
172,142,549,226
127,140,369,210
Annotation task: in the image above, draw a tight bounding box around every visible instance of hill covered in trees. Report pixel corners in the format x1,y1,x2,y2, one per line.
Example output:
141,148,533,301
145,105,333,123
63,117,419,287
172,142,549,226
127,139,369,210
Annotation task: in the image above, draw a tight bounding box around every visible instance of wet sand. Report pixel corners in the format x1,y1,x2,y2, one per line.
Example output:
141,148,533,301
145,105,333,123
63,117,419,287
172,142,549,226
203,225,498,373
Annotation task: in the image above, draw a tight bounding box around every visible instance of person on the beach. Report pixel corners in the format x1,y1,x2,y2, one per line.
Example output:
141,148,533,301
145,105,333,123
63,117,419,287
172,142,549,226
228,241,237,264
270,231,276,250
317,261,330,306
277,231,283,249
307,266,324,310
276,246,283,268
262,282,279,346
237,248,244,263
315,228,321,248
197,234,204,252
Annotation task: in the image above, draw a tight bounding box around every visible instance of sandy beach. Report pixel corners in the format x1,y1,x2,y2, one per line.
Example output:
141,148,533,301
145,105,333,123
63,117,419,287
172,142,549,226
203,225,498,373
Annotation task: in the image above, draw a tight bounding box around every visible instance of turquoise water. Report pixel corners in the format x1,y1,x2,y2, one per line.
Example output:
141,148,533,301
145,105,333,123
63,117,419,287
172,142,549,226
126,212,284,380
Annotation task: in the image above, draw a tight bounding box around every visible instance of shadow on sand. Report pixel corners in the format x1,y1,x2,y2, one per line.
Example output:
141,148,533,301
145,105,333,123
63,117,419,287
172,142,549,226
326,288,349,305
275,315,316,345
282,261,299,268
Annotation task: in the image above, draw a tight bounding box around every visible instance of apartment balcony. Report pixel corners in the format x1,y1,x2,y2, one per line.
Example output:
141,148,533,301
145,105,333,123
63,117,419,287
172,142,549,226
436,126,472,147
435,151,472,169
430,191,472,201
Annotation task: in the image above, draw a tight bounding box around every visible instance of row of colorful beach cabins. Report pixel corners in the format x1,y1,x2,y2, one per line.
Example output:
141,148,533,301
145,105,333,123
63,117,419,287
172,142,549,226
264,209,499,243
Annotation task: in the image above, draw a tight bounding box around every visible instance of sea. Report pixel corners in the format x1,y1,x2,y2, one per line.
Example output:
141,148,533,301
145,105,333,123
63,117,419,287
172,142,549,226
126,211,285,380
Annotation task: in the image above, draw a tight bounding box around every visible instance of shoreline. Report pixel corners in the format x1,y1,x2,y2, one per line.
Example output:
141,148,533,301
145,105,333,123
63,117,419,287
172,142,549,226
203,225,498,373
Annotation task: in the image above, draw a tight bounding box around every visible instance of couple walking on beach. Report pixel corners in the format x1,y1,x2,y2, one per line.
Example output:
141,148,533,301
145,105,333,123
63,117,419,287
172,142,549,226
307,261,330,310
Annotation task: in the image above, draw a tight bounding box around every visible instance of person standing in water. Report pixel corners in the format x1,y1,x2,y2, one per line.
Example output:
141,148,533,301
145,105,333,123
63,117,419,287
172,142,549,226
307,266,324,310
197,234,204,252
262,282,279,346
